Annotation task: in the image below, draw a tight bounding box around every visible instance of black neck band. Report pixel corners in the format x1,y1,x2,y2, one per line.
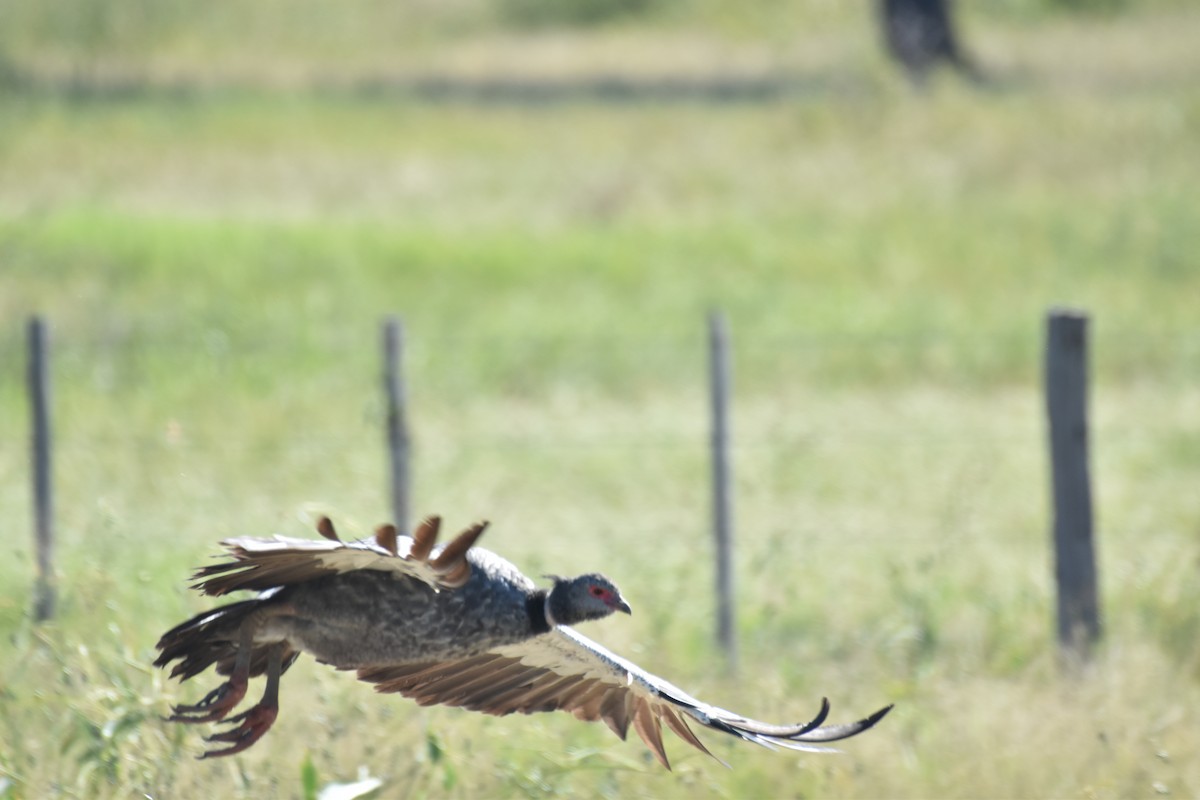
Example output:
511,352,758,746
526,589,552,634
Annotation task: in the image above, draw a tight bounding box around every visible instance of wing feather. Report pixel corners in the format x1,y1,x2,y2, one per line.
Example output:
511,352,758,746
407,516,440,563
429,521,488,573
659,706,719,763
486,672,575,712
632,696,670,768
566,683,610,723
374,523,398,556
190,515,487,596
316,516,341,541
355,626,891,767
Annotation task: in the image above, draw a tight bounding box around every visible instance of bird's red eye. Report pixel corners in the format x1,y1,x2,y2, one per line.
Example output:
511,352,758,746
589,586,606,598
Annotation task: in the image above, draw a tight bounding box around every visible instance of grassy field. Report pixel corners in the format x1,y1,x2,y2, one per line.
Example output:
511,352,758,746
2,2,1200,798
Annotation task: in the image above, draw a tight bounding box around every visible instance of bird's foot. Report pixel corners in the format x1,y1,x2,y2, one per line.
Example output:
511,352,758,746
198,702,279,758
167,676,248,724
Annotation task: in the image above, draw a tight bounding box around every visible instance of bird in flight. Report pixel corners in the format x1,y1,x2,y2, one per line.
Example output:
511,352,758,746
155,515,891,767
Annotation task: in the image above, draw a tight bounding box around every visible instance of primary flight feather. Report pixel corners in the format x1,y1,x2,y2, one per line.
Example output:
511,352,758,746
155,515,891,766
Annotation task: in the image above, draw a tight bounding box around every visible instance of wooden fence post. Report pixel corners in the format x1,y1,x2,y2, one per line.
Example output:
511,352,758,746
28,316,56,622
1045,308,1100,663
383,317,410,536
708,311,736,666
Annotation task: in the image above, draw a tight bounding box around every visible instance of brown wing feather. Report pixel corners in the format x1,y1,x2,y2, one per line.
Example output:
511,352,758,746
600,688,633,739
355,652,671,768
659,706,717,762
191,516,488,596
429,521,489,572
357,627,891,767
408,516,441,563
316,516,341,542
632,696,670,768
374,524,398,556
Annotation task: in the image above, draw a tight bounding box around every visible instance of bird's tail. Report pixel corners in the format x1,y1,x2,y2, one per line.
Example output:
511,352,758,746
154,599,296,682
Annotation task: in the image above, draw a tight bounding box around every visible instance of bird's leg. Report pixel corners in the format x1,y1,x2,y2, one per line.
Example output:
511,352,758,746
200,641,286,758
168,613,259,724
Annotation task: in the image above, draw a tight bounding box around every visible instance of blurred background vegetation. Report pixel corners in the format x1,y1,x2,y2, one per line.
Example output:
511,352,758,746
2,1,1199,798
0,0,1177,88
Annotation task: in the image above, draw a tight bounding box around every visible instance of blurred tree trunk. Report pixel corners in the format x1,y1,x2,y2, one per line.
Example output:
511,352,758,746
878,0,984,87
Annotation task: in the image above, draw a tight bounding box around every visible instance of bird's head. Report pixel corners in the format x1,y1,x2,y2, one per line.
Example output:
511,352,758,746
545,573,632,626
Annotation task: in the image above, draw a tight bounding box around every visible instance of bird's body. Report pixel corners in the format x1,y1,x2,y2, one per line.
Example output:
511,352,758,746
156,515,890,766
265,549,546,666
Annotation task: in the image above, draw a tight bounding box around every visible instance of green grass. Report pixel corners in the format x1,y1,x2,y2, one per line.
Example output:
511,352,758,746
2,3,1200,798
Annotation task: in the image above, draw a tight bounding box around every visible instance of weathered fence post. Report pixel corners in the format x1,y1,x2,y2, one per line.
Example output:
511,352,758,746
382,316,410,536
708,311,736,666
28,316,56,621
1045,308,1100,663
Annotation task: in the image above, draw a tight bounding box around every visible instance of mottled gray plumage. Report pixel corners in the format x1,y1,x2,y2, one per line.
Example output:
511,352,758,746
155,515,890,765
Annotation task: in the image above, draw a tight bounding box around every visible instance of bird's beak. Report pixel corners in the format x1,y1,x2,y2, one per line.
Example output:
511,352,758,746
613,598,633,616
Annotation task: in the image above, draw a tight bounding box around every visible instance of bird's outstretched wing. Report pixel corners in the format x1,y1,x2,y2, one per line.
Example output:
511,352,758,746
191,516,488,596
357,626,892,769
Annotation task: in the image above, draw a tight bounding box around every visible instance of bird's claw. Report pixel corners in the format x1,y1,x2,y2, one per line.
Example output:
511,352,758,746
198,703,279,758
167,678,248,724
